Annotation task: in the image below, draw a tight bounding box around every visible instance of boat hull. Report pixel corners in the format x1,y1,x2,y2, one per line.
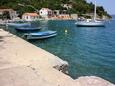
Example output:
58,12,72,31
75,21,105,27
24,31,57,40
26,33,57,40
7,23,31,27
15,27,41,31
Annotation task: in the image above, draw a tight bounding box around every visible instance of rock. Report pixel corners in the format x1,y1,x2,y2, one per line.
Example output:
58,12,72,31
53,63,68,74
76,76,115,86
52,56,68,74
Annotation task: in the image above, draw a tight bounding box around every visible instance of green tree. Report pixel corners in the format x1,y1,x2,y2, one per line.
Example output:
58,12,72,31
0,0,111,18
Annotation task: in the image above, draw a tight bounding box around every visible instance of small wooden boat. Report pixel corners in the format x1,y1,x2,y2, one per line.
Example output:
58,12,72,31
15,27,41,31
24,30,57,40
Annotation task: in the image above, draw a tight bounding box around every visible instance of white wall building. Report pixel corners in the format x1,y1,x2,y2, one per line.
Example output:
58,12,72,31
39,8,53,19
71,14,78,19
22,13,39,21
61,4,72,9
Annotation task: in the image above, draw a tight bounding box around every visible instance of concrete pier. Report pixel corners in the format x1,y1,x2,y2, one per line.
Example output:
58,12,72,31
0,29,114,86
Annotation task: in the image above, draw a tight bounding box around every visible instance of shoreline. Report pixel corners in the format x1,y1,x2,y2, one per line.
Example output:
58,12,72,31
0,28,114,86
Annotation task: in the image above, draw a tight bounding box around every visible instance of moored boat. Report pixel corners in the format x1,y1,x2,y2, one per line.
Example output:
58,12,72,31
24,30,57,40
7,22,31,27
15,27,41,31
75,19,105,27
75,1,105,27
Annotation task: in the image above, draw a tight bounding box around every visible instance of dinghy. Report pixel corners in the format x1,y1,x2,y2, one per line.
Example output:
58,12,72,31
24,30,57,40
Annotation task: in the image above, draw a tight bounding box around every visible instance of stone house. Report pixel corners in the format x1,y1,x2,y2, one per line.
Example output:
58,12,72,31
0,9,17,20
22,13,39,21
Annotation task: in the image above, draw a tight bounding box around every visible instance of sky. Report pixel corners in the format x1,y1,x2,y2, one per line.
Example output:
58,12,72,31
86,0,115,15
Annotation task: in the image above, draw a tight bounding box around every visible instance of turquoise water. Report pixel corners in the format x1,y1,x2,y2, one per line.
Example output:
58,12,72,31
6,19,115,83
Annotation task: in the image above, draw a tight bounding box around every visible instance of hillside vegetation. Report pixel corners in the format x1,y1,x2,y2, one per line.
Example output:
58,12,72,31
0,0,111,18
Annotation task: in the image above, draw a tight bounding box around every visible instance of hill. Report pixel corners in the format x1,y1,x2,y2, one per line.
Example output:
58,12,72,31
0,0,111,18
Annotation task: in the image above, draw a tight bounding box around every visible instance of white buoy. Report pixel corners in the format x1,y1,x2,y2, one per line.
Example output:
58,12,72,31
65,29,68,33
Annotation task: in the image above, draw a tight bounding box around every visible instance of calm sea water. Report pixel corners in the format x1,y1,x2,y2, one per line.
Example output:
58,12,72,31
5,18,115,83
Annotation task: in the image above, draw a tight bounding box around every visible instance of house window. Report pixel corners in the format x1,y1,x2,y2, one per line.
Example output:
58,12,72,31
26,16,28,19
31,16,33,19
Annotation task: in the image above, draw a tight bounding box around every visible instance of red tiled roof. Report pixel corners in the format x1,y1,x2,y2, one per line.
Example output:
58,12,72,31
41,8,52,11
23,13,39,16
